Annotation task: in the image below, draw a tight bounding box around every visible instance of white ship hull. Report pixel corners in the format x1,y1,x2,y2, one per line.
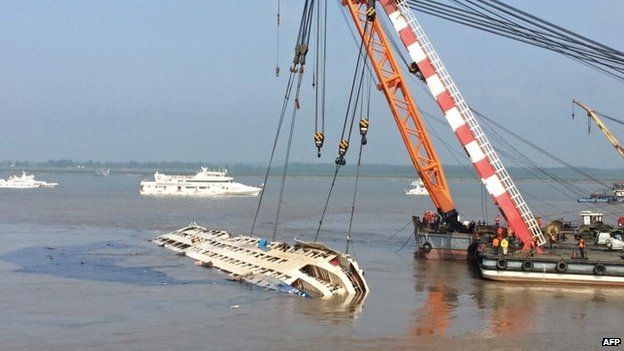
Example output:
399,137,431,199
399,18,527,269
140,181,261,196
139,168,262,197
0,172,57,189
154,225,369,299
480,268,624,285
404,188,429,196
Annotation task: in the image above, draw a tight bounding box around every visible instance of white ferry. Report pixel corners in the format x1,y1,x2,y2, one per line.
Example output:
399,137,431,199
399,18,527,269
0,171,58,189
404,178,429,196
140,168,262,197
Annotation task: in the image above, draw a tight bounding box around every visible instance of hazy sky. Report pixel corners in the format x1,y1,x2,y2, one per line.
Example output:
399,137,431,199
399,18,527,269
1,1,623,168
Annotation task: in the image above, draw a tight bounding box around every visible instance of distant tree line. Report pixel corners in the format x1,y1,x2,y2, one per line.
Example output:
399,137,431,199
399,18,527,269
0,159,622,180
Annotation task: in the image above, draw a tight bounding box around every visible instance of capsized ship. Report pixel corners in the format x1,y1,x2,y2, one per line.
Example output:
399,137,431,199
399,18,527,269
154,224,369,300
140,168,262,196
0,171,58,189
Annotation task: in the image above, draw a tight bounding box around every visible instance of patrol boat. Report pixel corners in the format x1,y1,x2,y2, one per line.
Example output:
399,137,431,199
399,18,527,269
0,172,58,189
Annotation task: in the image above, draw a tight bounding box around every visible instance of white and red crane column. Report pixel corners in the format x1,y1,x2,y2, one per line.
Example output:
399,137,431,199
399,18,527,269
378,0,546,248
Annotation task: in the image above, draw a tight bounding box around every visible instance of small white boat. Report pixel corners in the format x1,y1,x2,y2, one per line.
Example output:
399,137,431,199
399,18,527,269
0,171,58,189
405,178,429,196
95,168,110,176
154,224,369,299
140,168,262,197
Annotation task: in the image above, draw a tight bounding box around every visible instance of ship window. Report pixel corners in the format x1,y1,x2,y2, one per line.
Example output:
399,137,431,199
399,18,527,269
199,187,206,189
177,186,181,191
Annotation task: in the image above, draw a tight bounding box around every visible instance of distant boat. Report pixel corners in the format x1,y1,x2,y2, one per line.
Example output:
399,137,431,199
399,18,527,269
405,178,429,196
578,182,624,203
140,168,262,197
0,171,58,189
95,168,110,176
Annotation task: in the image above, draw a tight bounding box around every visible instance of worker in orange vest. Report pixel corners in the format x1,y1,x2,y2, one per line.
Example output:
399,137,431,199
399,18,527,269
496,226,503,239
578,237,586,258
492,237,500,255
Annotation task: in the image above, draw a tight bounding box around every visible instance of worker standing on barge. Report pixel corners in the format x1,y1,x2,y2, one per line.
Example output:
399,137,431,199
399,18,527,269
500,237,509,255
549,232,557,249
492,237,500,255
578,237,586,258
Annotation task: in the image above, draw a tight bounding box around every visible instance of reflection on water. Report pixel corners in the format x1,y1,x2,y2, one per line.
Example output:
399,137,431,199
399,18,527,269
409,259,624,341
294,292,368,323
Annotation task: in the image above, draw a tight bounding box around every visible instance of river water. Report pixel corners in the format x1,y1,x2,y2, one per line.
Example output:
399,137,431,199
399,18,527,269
0,173,622,350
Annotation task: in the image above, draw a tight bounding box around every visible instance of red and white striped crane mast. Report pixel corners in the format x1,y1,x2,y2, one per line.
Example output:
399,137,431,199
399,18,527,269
374,0,546,248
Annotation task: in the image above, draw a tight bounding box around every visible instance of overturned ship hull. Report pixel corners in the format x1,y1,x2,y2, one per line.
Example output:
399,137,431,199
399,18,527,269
154,225,369,299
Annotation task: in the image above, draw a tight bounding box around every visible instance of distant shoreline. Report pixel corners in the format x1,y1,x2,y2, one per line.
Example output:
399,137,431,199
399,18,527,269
1,160,622,181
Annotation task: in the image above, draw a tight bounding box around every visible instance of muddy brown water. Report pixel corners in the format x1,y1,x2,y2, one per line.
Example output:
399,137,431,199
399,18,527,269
0,173,621,350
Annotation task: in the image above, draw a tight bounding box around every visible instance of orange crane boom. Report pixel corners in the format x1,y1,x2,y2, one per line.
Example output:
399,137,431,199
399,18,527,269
343,0,546,249
343,0,457,221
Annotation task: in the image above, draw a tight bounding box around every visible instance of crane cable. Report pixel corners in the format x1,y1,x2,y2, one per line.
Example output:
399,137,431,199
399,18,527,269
406,0,624,82
346,71,372,254
275,0,281,77
313,0,328,157
314,7,375,242
251,0,315,239
272,0,316,241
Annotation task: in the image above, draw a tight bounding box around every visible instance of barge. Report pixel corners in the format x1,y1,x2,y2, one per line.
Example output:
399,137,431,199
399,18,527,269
480,244,624,285
154,224,369,299
416,231,475,260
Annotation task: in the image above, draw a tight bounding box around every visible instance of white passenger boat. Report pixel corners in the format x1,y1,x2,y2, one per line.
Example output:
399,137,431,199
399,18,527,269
0,172,58,189
154,224,369,299
95,168,110,176
404,178,429,196
140,168,262,196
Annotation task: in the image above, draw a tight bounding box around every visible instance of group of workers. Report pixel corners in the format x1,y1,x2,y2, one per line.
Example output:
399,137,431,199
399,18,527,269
488,215,588,258
421,211,442,231
491,225,512,256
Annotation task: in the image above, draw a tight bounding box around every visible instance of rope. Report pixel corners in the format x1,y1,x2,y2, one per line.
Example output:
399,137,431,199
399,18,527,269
385,219,413,243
